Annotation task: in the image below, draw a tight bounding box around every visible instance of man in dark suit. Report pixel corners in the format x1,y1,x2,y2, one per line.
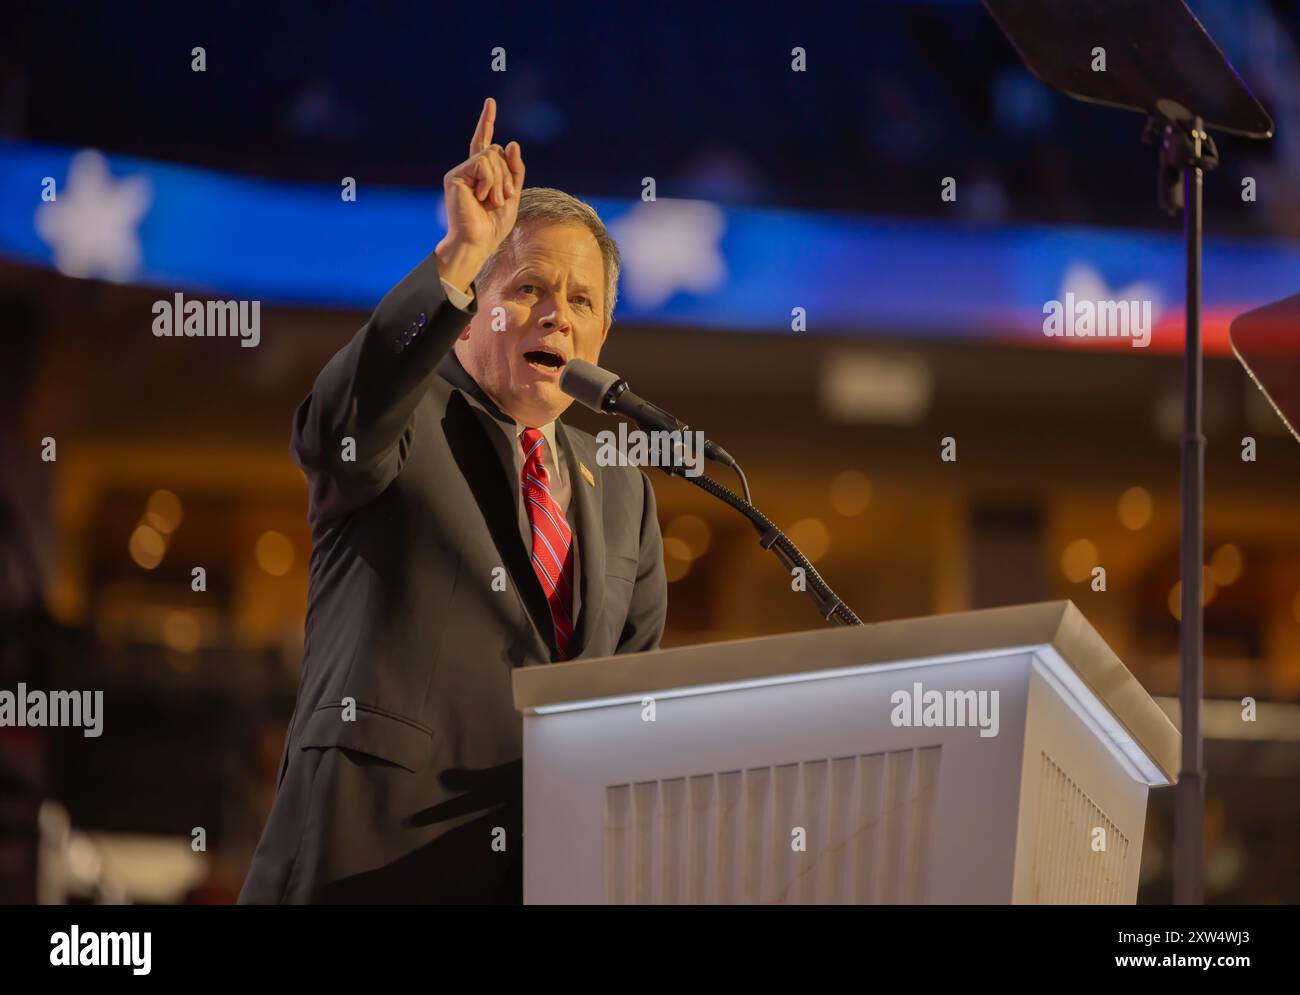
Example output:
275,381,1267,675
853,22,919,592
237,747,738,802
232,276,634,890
239,98,668,903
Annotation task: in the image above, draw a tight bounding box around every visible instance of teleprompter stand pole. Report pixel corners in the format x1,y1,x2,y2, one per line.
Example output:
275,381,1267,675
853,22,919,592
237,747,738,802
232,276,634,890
1147,102,1218,904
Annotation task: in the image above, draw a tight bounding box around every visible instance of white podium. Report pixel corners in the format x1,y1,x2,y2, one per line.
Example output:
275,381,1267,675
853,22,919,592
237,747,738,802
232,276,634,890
513,601,1178,904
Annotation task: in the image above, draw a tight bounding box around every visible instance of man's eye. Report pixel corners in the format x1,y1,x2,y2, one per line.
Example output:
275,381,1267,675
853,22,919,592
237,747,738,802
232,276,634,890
517,284,538,296
572,296,590,308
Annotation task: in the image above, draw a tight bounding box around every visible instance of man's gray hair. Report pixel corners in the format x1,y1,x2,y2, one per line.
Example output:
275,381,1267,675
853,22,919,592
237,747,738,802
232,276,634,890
477,187,621,327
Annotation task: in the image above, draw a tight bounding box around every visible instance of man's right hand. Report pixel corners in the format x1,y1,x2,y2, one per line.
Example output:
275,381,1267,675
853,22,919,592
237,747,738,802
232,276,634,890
435,97,526,294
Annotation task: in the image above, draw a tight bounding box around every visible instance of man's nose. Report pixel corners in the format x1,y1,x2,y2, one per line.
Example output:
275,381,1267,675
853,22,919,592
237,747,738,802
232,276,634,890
540,298,573,332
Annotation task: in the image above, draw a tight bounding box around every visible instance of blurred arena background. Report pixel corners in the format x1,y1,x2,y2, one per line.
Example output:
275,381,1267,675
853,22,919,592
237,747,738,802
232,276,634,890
1,0,1299,903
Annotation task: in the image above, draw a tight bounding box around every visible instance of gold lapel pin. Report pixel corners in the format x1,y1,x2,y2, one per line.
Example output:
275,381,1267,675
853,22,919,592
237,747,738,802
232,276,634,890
579,462,596,488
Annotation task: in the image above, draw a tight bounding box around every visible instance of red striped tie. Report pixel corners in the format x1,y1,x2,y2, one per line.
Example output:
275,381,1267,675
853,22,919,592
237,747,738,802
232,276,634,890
520,428,574,660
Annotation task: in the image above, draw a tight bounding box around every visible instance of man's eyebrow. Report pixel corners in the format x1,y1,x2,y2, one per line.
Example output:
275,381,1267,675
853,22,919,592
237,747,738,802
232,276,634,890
509,268,551,285
508,270,596,296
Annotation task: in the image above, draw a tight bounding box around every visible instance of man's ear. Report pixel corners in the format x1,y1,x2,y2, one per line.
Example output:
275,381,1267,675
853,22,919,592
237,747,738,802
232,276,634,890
600,322,610,345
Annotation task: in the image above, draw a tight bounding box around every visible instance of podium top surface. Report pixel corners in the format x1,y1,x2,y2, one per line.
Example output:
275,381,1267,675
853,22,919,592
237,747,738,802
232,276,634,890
512,600,1180,782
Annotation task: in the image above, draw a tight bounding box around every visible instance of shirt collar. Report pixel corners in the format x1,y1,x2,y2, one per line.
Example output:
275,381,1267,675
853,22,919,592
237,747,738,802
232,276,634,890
515,420,559,465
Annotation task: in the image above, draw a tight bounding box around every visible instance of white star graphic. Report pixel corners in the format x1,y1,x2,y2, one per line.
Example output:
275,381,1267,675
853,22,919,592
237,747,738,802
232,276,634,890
35,150,153,283
1059,261,1163,318
610,198,727,308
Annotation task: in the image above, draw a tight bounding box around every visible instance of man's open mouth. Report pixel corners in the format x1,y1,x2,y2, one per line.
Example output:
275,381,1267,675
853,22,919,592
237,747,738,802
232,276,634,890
523,348,567,373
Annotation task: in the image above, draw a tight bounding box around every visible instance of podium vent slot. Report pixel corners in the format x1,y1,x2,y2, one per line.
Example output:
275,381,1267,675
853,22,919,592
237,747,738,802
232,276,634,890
1031,752,1129,904
604,746,941,904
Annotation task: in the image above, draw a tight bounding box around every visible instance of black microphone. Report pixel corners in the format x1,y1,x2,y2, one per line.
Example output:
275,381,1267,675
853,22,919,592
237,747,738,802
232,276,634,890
559,358,739,471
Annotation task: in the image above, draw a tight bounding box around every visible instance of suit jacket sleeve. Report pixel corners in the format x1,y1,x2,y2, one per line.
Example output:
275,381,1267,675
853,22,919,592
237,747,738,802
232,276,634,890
617,471,668,653
291,252,476,523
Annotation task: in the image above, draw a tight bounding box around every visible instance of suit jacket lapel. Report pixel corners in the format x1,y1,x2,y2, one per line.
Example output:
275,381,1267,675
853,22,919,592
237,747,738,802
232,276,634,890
558,421,606,657
436,354,560,658
437,352,608,661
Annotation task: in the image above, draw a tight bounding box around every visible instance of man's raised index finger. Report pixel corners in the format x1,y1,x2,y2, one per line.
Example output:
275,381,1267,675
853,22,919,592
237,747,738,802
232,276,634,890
470,97,496,155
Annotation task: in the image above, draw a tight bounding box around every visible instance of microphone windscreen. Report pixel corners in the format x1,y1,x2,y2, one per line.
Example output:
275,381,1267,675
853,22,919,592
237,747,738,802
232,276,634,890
559,358,621,413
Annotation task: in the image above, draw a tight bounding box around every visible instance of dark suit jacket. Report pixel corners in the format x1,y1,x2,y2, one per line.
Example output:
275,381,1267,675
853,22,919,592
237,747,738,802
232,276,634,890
238,250,667,904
